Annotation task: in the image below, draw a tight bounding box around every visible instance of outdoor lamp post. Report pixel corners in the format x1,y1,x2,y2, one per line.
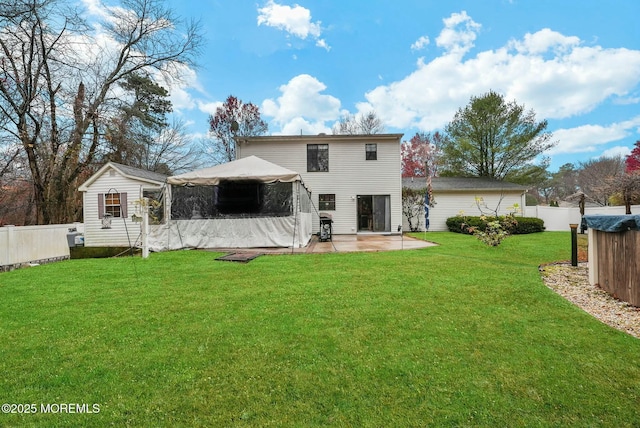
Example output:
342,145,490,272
569,223,579,266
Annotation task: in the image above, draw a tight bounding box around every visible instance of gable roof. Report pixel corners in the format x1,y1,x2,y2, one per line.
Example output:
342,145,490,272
167,156,301,186
403,177,526,193
78,162,168,191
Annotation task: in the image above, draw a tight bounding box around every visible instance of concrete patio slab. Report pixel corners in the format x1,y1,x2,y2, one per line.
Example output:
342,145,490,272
208,234,436,255
305,234,436,253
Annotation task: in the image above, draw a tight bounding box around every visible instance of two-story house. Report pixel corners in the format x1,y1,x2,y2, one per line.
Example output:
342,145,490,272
236,133,403,235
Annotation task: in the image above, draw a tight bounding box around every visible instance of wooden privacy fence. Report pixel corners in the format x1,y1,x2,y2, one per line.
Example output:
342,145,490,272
586,215,640,307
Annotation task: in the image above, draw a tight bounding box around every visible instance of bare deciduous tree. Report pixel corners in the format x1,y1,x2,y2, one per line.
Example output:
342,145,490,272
578,156,626,206
0,0,202,224
600,172,640,214
140,119,205,175
332,111,385,135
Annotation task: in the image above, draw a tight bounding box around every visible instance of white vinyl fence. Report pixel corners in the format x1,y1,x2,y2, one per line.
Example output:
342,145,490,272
0,223,82,271
523,205,640,232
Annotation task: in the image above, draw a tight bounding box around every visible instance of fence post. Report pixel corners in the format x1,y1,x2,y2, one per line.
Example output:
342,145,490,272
588,228,598,286
6,225,15,266
142,197,149,259
570,223,578,266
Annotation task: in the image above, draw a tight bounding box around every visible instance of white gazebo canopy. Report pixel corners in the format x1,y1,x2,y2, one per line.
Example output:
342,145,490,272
167,155,301,186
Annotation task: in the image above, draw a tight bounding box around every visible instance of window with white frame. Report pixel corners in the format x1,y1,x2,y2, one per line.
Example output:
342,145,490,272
319,194,335,211
98,192,127,219
365,143,377,160
105,193,122,217
307,144,329,172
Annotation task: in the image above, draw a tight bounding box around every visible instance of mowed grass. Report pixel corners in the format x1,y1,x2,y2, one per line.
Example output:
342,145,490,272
1,232,639,427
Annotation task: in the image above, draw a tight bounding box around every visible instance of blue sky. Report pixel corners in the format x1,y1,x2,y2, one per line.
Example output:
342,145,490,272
142,1,640,171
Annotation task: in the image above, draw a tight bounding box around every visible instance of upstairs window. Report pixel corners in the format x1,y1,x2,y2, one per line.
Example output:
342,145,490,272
365,143,377,160
307,144,329,172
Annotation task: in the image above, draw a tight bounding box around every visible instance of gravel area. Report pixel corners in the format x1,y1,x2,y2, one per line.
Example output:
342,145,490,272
539,262,640,339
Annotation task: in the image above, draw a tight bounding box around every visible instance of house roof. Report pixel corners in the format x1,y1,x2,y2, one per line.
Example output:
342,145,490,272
403,177,527,193
78,162,168,191
167,155,301,186
237,133,404,145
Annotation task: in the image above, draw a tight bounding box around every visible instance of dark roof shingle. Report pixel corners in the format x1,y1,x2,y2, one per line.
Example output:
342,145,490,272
402,177,526,192
110,162,168,183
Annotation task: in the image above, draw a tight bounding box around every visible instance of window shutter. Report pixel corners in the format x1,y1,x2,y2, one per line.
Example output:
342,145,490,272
121,192,128,218
98,193,104,219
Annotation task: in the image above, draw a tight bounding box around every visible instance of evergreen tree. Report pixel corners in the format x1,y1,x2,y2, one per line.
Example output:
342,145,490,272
441,90,554,183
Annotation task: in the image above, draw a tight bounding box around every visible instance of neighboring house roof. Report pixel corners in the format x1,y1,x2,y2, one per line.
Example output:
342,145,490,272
167,156,301,186
402,177,526,192
78,162,168,191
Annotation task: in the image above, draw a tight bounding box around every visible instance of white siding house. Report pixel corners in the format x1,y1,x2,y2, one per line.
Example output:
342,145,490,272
237,134,403,235
403,177,527,232
78,162,167,247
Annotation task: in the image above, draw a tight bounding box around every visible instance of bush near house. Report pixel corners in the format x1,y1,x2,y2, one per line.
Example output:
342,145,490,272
447,215,545,235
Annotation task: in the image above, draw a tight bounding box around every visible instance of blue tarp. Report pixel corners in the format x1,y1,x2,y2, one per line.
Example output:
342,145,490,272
583,214,640,232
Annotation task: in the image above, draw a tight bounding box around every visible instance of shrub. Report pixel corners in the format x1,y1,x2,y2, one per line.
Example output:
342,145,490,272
513,217,545,234
446,216,544,235
471,216,516,247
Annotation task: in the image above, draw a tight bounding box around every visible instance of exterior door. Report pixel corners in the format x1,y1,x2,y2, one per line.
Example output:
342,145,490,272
357,195,390,232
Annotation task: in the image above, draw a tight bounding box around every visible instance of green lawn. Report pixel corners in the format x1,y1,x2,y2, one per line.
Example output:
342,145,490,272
1,232,638,427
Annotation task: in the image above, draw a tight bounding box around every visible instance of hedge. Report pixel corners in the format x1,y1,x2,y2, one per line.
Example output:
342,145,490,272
446,216,545,235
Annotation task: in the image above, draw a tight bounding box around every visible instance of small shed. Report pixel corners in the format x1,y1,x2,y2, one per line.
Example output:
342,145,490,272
78,162,167,247
147,156,313,251
402,177,527,232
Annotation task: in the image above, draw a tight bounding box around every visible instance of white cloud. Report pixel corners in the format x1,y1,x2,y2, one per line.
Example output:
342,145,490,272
600,146,632,159
261,74,341,134
278,116,331,136
316,38,330,51
358,11,640,134
80,0,108,19
435,11,481,55
197,101,223,116
411,35,430,51
549,116,640,154
257,0,329,50
508,28,580,55
156,65,204,112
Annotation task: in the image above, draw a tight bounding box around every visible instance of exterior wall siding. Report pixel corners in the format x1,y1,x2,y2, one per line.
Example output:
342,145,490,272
83,171,162,247
404,192,524,232
238,135,402,234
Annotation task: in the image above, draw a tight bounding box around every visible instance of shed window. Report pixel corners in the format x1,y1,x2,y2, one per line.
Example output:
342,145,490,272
105,193,121,217
319,194,335,211
365,144,377,160
307,144,329,172
98,192,127,219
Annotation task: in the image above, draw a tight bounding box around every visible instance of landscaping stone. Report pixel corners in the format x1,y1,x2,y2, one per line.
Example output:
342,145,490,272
539,262,640,339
